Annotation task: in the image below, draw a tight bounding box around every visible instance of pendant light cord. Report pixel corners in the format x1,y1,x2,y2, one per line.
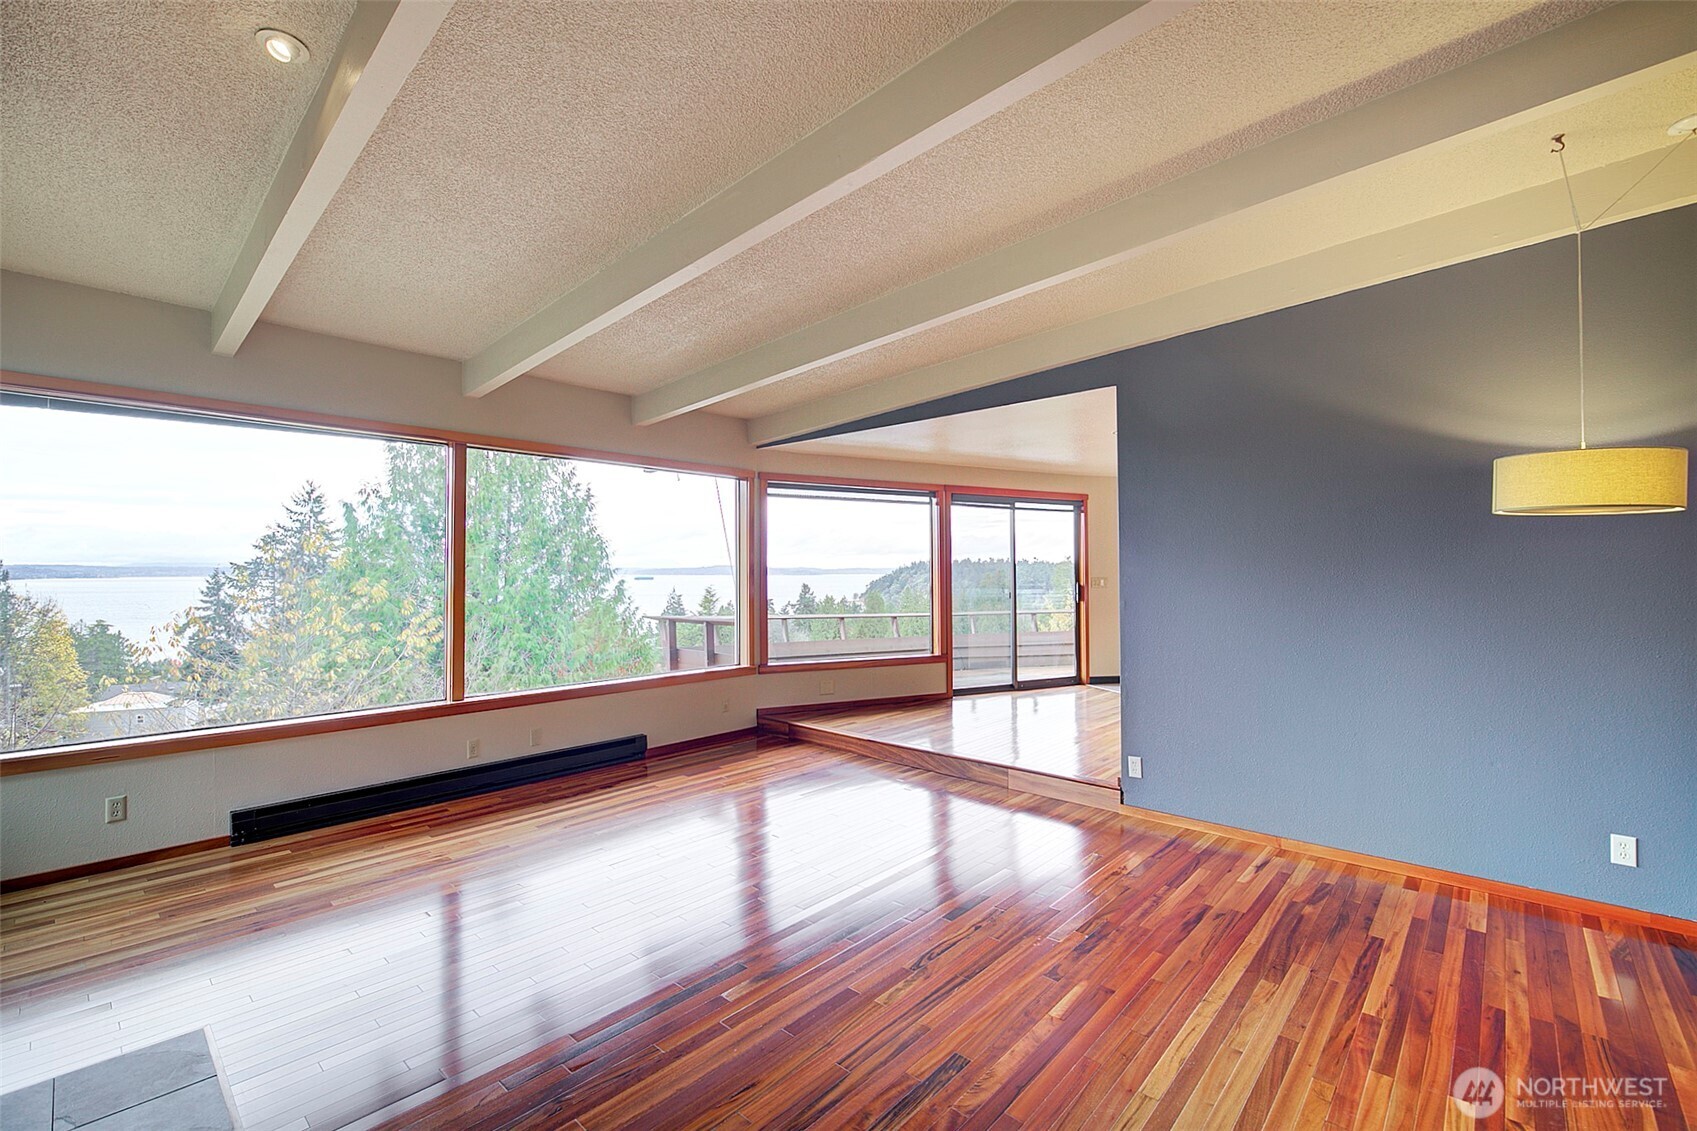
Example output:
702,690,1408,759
1552,138,1586,449
1551,130,1693,450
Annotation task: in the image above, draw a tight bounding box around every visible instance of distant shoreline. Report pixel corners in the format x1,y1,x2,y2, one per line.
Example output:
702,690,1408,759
7,563,894,580
615,566,891,576
5,564,220,580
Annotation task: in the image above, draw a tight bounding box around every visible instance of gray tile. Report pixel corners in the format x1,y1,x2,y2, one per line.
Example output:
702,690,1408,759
51,1031,215,1129
74,1078,234,1131
0,1078,54,1131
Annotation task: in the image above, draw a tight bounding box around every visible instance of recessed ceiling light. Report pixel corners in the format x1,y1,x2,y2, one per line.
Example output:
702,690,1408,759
1668,113,1697,137
256,28,309,65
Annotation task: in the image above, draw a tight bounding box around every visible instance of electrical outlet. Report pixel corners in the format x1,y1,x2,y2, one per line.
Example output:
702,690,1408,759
466,739,482,761
819,678,835,696
1125,756,1143,779
529,728,542,748
1610,833,1637,868
104,795,127,824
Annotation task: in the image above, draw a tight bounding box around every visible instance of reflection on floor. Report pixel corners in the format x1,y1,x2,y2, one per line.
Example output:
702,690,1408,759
3,737,1692,1130
791,685,1120,786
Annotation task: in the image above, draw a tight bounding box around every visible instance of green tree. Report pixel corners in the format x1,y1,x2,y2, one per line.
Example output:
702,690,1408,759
0,565,90,751
219,483,345,722
464,449,656,693
70,619,138,693
173,568,247,704
325,443,448,704
221,462,449,721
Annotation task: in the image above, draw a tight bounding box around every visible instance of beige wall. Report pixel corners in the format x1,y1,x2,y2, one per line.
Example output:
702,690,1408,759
0,271,1117,879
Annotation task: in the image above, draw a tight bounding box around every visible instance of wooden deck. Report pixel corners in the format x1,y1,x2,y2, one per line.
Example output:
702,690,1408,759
3,735,1693,1130
771,685,1121,789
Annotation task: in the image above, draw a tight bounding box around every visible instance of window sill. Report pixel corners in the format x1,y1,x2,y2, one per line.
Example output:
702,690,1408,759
0,666,755,776
757,654,946,675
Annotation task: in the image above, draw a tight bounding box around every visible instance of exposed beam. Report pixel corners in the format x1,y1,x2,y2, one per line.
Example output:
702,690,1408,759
639,1,1696,426
460,0,1197,398
211,1,453,356
747,144,1697,445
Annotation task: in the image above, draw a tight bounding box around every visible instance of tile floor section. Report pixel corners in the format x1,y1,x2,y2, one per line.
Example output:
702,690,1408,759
0,1029,236,1130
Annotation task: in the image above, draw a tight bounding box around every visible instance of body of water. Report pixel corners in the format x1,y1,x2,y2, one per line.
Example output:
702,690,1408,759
13,575,208,649
12,570,893,645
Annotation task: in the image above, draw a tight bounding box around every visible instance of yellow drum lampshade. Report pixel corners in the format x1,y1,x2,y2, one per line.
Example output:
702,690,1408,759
1492,447,1688,515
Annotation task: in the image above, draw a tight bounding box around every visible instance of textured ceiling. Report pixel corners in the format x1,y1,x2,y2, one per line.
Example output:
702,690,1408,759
0,0,354,308
787,387,1118,477
533,0,1598,394
714,65,1697,418
258,0,1002,359
4,0,1687,442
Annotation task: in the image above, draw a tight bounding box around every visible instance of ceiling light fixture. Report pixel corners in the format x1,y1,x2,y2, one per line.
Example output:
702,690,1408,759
256,28,309,65
1491,131,1690,515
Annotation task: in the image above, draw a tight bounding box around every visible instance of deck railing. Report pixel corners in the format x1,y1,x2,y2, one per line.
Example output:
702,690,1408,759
646,608,1076,671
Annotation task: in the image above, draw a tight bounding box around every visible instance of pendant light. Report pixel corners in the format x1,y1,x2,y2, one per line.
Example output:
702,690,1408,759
1491,130,1690,516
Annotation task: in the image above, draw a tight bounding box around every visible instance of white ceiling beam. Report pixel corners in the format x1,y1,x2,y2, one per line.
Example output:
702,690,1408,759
640,1,1696,426
747,144,1697,445
211,1,453,356
460,0,1198,398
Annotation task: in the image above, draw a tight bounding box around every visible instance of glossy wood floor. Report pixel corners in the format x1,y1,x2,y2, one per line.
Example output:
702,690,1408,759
3,736,1694,1130
795,686,1122,786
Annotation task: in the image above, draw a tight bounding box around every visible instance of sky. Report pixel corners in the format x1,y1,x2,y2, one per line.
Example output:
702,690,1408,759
766,493,932,571
0,402,924,571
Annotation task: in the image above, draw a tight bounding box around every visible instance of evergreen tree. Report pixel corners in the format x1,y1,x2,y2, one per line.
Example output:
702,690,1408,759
173,568,247,705
221,483,345,721
464,450,656,693
69,619,137,693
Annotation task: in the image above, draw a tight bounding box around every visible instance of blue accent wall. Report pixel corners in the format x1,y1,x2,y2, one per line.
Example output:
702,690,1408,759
1113,208,1695,920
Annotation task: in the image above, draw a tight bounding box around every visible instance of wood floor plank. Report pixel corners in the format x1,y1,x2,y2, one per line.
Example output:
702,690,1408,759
2,730,1692,1130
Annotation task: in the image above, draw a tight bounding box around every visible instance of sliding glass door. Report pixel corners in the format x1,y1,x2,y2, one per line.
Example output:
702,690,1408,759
950,496,1081,692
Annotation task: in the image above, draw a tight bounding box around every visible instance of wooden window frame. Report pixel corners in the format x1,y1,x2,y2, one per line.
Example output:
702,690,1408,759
0,371,755,775
0,372,1093,775
755,474,950,674
754,476,1091,683
940,487,1091,695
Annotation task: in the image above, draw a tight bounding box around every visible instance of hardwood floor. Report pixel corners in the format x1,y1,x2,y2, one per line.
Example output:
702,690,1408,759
789,686,1122,787
3,735,1693,1130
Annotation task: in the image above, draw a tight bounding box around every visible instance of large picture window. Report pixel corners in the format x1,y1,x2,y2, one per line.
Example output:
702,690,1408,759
1,377,989,765
763,483,936,664
465,448,742,695
0,394,448,752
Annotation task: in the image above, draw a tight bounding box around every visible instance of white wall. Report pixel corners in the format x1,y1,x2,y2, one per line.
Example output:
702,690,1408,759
0,272,1118,879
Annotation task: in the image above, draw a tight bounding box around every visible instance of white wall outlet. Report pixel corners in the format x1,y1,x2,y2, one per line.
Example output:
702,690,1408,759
529,728,542,748
1610,833,1638,868
466,739,482,761
1125,757,1143,779
819,678,835,696
104,795,127,824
